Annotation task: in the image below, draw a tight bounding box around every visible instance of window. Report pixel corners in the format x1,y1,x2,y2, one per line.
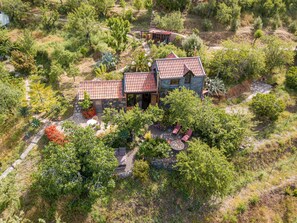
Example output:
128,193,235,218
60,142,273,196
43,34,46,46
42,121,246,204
170,79,179,85
184,73,191,84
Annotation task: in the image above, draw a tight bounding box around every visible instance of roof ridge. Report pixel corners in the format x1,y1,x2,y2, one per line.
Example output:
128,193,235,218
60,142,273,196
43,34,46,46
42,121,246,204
156,56,201,62
80,80,122,83
124,72,153,75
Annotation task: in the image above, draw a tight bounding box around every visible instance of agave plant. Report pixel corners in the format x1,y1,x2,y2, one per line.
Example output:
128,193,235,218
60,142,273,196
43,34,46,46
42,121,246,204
205,77,226,96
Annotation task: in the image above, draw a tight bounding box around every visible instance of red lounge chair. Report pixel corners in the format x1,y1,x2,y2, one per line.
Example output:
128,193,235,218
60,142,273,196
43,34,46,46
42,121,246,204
172,124,181,135
181,129,193,142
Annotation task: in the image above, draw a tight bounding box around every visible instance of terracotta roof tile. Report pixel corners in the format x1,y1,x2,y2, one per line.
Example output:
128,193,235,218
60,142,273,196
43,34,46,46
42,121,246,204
124,72,157,93
78,80,124,100
166,52,179,59
156,57,206,79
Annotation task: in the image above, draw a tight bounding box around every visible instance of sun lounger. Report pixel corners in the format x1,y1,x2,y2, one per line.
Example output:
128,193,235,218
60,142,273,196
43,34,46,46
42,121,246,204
181,129,193,142
172,124,181,135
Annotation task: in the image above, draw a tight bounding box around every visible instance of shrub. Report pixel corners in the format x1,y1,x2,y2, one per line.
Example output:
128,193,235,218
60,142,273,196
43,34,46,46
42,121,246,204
249,195,260,206
285,66,297,91
133,160,150,183
182,34,203,56
288,20,297,34
253,16,263,31
150,44,186,59
236,203,247,214
153,11,184,32
155,0,190,11
79,92,93,110
191,3,209,17
250,93,285,121
138,138,172,159
202,19,213,31
45,125,66,145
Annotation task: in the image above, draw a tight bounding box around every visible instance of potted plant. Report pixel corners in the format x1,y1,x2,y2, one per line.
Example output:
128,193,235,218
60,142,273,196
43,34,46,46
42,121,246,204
79,92,96,119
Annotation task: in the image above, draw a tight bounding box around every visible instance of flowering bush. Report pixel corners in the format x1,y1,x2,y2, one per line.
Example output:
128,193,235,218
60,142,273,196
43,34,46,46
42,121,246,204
45,125,66,145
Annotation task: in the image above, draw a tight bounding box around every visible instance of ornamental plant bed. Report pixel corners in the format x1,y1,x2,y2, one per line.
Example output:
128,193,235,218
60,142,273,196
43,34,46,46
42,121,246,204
79,92,97,119
45,125,66,145
82,106,97,119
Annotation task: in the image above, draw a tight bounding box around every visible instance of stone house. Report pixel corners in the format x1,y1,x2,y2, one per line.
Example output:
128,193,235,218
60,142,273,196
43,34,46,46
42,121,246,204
78,52,206,112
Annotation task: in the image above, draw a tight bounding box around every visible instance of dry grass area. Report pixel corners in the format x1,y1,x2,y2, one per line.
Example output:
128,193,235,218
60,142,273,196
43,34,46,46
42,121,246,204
237,185,297,223
0,117,28,175
183,14,296,45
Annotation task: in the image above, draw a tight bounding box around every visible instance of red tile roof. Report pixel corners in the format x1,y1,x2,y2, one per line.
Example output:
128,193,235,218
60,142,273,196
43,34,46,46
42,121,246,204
78,80,124,100
166,52,179,59
155,57,206,79
124,72,157,93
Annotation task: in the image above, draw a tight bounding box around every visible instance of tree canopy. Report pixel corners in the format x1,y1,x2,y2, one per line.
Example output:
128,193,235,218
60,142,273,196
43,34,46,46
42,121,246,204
36,122,118,201
175,139,235,199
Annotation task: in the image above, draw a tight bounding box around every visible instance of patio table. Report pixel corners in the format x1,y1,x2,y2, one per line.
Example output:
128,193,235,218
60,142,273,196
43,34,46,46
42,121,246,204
170,139,185,151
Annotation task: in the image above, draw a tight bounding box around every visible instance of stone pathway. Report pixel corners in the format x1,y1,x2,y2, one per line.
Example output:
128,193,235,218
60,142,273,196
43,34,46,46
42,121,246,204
0,121,51,181
225,81,272,114
245,81,272,102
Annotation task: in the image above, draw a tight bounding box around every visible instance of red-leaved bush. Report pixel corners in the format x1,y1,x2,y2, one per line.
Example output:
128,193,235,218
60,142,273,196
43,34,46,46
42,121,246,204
45,125,66,145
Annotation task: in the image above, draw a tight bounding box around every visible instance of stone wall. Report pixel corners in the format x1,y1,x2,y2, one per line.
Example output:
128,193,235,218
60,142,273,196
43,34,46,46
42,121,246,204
159,76,205,96
150,158,177,170
102,98,126,110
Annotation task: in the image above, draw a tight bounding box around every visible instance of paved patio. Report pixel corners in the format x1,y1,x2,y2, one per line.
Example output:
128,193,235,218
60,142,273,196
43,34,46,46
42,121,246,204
149,125,186,151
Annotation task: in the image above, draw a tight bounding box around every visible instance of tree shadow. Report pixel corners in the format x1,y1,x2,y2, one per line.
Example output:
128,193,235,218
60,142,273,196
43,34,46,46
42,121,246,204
253,119,276,139
19,184,90,222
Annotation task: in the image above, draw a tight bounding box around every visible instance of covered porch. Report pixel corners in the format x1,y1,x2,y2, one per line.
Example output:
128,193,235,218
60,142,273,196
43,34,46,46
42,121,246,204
126,92,158,110
124,72,158,110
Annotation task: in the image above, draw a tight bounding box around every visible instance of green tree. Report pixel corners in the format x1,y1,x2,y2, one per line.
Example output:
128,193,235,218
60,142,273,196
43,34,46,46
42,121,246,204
182,34,203,56
262,36,295,73
107,17,130,52
0,81,21,125
253,29,264,45
194,100,249,156
150,44,186,59
36,122,118,201
62,122,118,198
67,63,80,82
133,0,144,11
155,0,190,11
65,3,97,46
0,29,12,59
11,50,37,76
175,139,234,199
285,66,297,91
29,81,59,114
250,93,285,121
133,160,150,183
153,11,184,32
1,0,29,25
16,30,37,57
49,61,64,84
209,40,266,85
89,0,115,17
161,87,201,130
41,5,59,31
36,143,82,199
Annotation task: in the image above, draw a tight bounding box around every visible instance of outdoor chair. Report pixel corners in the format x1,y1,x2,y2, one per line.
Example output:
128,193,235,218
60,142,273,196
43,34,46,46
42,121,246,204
172,124,181,135
181,129,193,142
